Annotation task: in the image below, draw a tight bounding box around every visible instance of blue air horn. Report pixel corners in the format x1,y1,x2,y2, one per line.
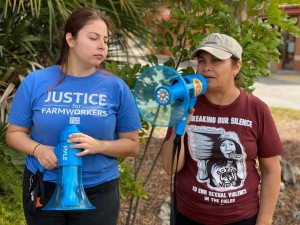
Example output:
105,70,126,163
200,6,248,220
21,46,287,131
43,125,95,210
134,65,208,136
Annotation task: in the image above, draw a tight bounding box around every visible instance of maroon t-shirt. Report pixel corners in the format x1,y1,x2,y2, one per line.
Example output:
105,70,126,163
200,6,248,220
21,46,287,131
165,90,284,224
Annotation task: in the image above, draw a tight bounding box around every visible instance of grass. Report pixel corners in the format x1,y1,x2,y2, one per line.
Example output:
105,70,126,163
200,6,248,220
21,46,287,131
270,106,300,123
270,73,300,83
0,145,25,225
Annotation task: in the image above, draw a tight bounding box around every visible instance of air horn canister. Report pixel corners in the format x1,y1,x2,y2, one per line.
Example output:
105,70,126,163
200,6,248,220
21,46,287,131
43,125,95,210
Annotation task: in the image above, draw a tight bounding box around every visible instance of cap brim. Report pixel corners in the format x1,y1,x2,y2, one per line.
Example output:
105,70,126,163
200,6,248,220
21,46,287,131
191,47,232,60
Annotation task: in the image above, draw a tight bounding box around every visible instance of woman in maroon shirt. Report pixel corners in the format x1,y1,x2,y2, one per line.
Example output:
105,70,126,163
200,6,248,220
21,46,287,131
162,33,283,225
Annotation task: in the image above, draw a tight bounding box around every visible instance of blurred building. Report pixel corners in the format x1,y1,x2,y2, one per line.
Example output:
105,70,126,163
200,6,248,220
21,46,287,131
275,4,300,72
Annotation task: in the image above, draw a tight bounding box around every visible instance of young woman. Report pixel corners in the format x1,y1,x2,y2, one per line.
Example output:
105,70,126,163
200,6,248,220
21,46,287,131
162,33,283,225
6,7,141,225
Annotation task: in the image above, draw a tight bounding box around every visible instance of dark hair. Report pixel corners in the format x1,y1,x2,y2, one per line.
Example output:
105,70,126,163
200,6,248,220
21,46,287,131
56,7,115,66
219,137,243,155
52,7,115,89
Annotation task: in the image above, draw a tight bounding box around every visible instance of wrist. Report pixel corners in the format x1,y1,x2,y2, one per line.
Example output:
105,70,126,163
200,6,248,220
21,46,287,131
32,143,41,156
255,217,273,225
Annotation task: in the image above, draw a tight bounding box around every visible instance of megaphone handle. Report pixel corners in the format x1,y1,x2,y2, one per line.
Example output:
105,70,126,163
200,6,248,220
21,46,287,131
175,97,197,136
175,112,188,136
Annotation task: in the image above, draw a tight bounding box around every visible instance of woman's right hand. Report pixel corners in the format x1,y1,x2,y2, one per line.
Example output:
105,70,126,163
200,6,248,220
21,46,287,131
188,107,195,123
6,124,58,170
34,145,58,170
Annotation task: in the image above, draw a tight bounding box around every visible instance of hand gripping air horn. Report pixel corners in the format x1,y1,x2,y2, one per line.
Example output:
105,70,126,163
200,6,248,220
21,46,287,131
42,125,95,210
134,65,207,135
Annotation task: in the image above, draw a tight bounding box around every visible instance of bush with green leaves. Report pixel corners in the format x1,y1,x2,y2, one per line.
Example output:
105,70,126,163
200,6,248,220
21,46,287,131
149,0,300,91
0,122,25,225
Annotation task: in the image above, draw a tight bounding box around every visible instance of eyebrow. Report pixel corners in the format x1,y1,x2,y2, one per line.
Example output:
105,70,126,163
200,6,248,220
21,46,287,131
89,32,108,38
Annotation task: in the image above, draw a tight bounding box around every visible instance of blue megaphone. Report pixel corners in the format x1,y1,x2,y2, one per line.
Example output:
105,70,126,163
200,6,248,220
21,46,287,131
43,125,95,210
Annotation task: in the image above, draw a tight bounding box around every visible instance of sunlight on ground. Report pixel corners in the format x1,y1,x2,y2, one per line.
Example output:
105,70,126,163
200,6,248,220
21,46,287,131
271,73,300,82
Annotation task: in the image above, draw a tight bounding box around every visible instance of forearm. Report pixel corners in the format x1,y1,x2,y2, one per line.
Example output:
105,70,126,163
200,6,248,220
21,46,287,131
161,128,185,175
6,127,38,156
6,124,58,169
256,163,281,224
96,137,140,158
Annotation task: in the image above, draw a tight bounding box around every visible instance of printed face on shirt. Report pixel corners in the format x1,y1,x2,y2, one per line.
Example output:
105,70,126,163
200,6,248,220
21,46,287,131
196,51,240,91
67,19,109,68
220,140,236,159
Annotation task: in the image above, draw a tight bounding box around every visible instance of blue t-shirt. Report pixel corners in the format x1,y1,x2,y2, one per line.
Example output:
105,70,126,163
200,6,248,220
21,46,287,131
8,65,141,187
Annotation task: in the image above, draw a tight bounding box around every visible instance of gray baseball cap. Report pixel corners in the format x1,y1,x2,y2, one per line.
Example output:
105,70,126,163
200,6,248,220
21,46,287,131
191,33,242,60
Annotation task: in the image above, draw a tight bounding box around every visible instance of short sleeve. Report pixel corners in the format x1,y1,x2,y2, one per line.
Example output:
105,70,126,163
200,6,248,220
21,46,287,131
116,83,141,133
257,106,284,157
8,74,35,127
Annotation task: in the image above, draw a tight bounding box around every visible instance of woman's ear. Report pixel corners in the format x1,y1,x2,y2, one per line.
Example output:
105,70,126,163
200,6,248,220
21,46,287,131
234,60,242,75
66,32,74,48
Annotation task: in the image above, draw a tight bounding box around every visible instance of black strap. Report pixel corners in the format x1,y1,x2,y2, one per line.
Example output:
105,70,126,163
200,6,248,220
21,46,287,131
37,170,45,205
27,169,45,216
170,135,181,225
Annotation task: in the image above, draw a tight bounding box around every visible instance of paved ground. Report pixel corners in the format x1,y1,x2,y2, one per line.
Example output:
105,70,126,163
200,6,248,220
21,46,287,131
253,72,300,110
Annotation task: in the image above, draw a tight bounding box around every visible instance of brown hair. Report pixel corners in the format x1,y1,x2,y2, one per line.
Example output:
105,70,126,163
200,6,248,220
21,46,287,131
53,7,115,88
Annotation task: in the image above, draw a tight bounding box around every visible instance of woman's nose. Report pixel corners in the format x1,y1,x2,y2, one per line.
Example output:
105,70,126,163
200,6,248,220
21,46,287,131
97,40,105,49
203,62,212,71
197,62,212,73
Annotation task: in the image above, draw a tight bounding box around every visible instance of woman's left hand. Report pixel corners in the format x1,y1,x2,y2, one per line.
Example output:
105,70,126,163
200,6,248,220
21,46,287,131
68,130,139,158
67,133,100,156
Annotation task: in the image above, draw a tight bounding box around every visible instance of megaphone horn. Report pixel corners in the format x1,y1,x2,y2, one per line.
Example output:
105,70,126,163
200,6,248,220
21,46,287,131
43,125,95,211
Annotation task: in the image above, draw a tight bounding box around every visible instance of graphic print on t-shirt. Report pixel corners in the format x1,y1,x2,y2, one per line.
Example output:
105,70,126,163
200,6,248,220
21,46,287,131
187,125,247,192
42,90,109,124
